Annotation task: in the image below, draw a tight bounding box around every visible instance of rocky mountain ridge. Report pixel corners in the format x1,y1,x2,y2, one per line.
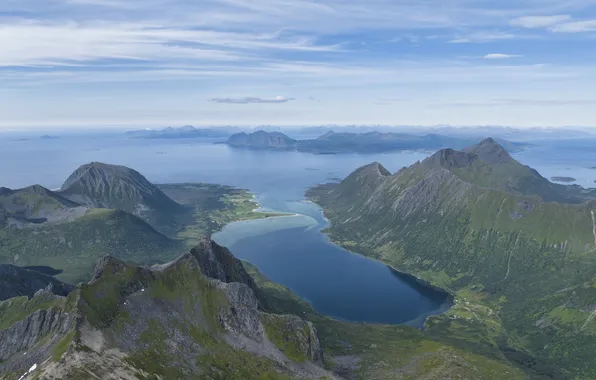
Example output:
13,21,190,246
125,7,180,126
0,240,334,380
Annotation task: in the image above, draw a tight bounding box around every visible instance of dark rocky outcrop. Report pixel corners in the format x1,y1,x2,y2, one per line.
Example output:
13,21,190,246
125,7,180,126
0,265,74,301
190,239,263,303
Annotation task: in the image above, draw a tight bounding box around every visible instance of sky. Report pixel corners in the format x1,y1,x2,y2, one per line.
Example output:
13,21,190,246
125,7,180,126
2,0,596,129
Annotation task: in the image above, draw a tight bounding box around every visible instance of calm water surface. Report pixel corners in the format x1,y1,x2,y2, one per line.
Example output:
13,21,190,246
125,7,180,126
2,135,594,325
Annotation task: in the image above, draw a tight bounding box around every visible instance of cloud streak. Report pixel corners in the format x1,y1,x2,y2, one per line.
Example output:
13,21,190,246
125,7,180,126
483,54,522,59
510,15,571,28
209,96,295,104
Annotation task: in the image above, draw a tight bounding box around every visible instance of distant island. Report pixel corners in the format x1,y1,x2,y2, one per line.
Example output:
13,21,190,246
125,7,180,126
226,130,531,154
125,125,240,139
551,176,576,183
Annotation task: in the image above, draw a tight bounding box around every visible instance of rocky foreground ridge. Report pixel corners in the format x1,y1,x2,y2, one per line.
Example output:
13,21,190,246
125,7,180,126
0,240,334,380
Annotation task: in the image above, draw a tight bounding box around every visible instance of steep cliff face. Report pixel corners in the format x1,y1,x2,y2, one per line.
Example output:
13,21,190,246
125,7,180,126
0,240,333,380
0,290,76,376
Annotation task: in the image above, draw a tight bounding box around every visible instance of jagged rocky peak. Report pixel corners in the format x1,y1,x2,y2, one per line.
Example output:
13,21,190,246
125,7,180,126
352,161,391,178
464,137,513,165
190,239,255,284
421,148,478,170
341,161,391,190
20,184,50,195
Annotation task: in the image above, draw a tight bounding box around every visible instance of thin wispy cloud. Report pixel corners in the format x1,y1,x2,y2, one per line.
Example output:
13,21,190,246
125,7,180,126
510,15,571,28
448,31,518,43
440,99,596,107
483,54,522,59
209,96,295,104
551,20,596,32
2,0,596,128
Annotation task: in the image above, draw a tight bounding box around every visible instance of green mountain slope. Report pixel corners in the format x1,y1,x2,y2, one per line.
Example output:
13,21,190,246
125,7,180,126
308,139,596,379
0,241,335,380
0,185,84,225
59,162,185,234
0,208,184,283
0,183,183,283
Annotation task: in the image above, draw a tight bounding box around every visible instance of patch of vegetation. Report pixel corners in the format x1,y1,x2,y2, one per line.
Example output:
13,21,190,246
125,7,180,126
79,261,140,328
126,319,187,380
195,345,294,380
51,331,75,361
160,183,286,246
147,260,228,331
262,315,308,363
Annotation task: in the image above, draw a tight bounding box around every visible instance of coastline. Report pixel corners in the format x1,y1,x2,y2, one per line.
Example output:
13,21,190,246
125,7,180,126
308,197,456,328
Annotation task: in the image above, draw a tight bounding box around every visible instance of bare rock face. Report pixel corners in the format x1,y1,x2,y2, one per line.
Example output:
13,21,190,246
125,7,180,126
0,291,75,375
190,239,267,307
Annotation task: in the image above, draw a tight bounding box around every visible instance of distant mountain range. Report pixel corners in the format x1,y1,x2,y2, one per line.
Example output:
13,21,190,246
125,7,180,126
226,130,531,154
307,138,596,379
125,126,241,139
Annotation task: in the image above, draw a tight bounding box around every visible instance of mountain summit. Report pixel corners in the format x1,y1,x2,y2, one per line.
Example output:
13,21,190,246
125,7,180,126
60,162,183,229
464,137,514,164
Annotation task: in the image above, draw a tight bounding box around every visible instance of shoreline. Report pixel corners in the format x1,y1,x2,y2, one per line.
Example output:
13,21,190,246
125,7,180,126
307,197,456,328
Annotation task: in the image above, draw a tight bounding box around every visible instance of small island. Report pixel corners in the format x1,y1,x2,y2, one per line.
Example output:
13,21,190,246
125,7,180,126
551,176,576,183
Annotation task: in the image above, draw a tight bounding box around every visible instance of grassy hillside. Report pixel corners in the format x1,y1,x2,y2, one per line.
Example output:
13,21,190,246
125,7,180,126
307,140,596,379
0,208,183,283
